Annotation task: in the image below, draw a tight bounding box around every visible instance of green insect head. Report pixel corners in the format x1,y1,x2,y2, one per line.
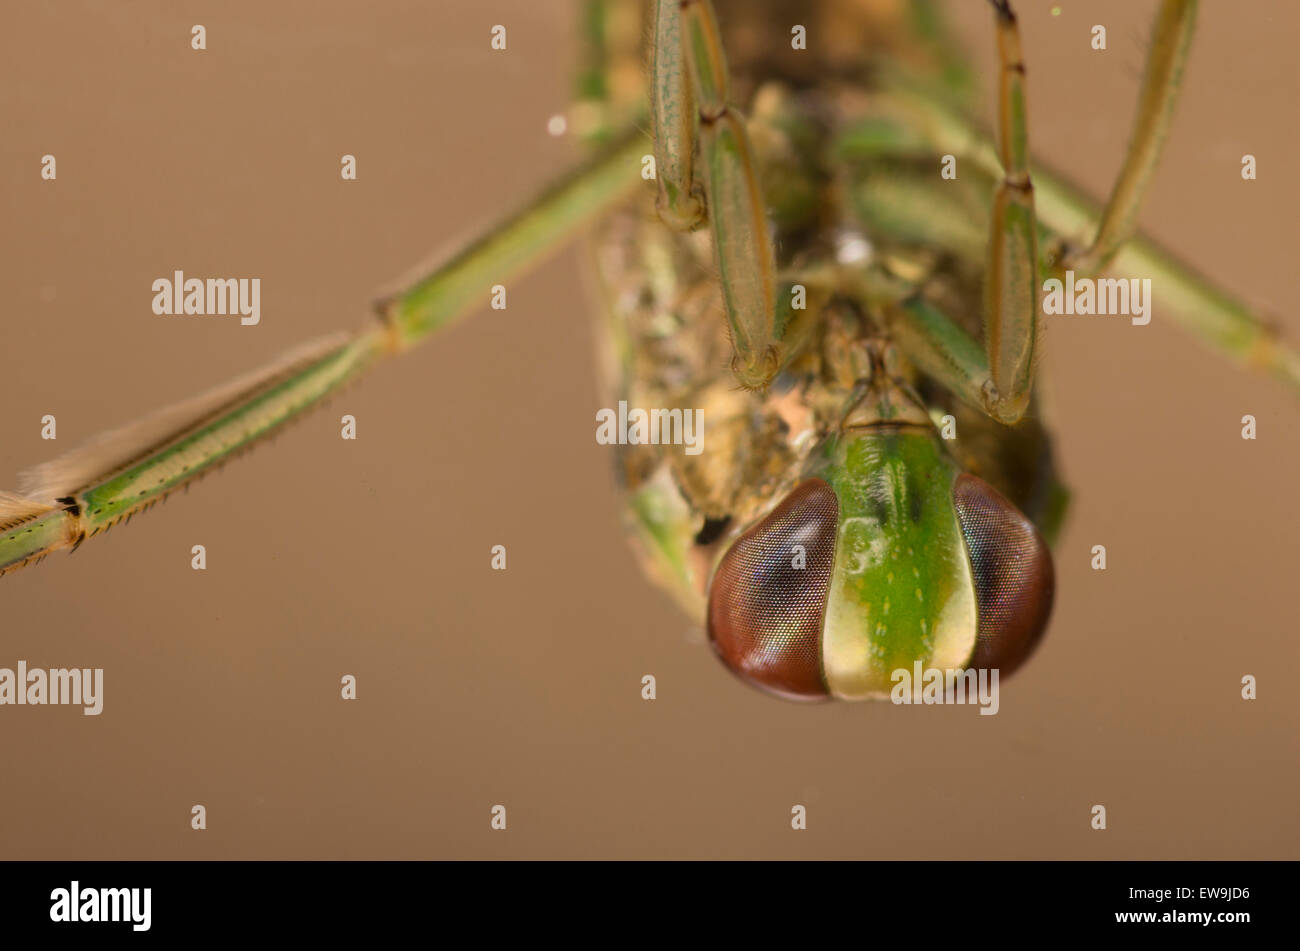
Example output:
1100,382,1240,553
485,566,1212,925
707,368,1054,701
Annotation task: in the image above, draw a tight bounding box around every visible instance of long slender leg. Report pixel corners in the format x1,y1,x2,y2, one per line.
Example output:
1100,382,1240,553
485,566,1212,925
573,0,648,145
1060,0,1198,274
836,65,1300,401
377,130,645,349
650,0,704,229
1029,137,1300,398
0,332,385,577
879,0,1040,424
679,0,783,388
982,0,1039,424
886,296,991,416
651,0,810,389
1,132,648,577
885,1,1226,419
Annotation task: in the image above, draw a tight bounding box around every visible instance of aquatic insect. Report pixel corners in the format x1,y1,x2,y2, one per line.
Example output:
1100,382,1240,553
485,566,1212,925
2,1,1295,702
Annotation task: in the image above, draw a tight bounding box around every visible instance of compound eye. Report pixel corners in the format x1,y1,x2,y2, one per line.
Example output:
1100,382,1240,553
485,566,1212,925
706,479,838,699
952,473,1055,676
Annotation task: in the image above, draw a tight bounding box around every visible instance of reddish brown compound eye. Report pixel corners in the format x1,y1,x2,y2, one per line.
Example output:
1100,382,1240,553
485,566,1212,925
952,473,1055,677
706,479,838,700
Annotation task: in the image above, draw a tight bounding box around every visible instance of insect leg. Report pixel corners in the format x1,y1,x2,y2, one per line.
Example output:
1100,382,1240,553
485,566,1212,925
1059,0,1198,275
680,0,782,390
981,0,1039,425
884,295,992,418
650,0,705,230
841,86,1300,400
871,2,1039,424
378,130,646,349
574,0,648,145
1,332,387,578
3,131,649,578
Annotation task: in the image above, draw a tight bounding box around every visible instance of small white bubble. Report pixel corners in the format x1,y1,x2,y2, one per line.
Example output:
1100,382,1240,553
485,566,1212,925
834,232,872,266
547,114,568,137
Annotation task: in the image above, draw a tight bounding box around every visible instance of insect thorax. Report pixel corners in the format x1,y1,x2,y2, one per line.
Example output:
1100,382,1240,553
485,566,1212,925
586,9,1063,617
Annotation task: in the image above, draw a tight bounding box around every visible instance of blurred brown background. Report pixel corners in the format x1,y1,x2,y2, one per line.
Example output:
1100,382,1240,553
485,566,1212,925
0,0,1296,859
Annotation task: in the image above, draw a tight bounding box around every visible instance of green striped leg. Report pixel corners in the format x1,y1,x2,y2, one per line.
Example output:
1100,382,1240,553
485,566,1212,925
889,0,1201,423
653,0,817,390
0,132,647,578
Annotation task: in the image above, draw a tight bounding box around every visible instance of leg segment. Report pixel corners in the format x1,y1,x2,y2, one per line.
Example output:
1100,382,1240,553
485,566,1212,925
650,0,705,229
883,0,1042,425
886,296,991,416
1061,0,1198,274
983,0,1040,424
3,131,649,578
574,0,649,144
837,8,1297,401
677,0,783,389
378,130,646,349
